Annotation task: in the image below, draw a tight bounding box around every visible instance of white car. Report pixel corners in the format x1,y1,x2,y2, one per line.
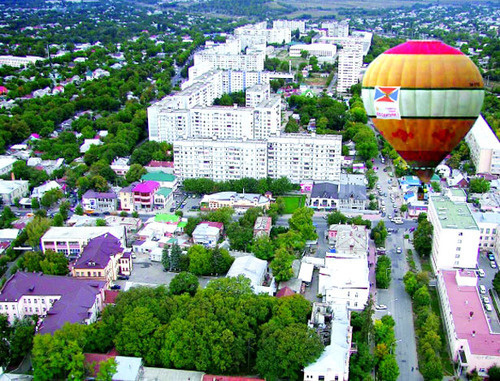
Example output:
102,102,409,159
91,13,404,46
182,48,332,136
396,247,402,254
376,304,388,310
477,269,485,278
485,303,493,312
480,285,486,294
483,296,491,304
491,261,497,269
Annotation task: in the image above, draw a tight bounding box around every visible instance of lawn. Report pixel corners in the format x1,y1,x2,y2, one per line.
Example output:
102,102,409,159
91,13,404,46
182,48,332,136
281,195,306,214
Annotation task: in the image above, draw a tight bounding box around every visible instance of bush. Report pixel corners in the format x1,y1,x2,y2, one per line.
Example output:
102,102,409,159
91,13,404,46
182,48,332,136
375,256,391,289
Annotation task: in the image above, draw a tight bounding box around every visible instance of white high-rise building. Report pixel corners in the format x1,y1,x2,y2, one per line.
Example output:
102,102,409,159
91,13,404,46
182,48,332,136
465,115,500,175
273,19,306,34
245,83,270,108
337,43,363,93
234,22,291,49
321,20,349,38
428,194,480,271
174,134,342,183
173,139,268,181
0,55,45,68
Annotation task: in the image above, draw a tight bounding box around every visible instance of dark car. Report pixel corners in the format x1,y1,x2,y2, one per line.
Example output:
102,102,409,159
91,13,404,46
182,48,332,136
110,285,121,290
117,275,129,280
488,253,495,261
170,207,175,212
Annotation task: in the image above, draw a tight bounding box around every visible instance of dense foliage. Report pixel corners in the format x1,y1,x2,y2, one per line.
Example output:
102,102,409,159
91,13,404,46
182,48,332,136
32,278,322,380
183,177,297,196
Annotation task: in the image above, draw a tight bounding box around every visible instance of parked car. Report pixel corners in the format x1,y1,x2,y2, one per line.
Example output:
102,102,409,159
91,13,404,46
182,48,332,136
396,247,402,254
477,269,485,278
170,207,175,212
117,275,129,280
490,261,497,269
480,285,486,294
110,285,121,290
487,253,495,261
483,296,491,304
485,303,493,312
375,304,388,310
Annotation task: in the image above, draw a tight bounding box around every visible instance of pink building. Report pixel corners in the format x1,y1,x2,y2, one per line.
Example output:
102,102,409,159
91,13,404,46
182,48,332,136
437,269,500,377
254,216,272,238
132,181,160,210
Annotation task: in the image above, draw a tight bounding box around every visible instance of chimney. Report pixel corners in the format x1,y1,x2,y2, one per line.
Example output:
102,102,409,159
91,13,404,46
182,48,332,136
11,171,15,181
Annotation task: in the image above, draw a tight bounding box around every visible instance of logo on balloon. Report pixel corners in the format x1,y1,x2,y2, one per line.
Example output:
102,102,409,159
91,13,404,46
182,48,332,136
374,86,401,120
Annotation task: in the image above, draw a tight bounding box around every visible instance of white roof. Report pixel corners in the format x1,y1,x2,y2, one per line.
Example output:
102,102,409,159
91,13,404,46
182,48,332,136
141,367,204,381
0,156,16,169
226,255,267,290
32,181,61,198
80,139,103,153
298,262,314,283
113,356,142,381
467,115,500,150
201,191,269,205
42,226,125,243
319,257,369,294
138,222,177,238
192,223,220,237
0,180,28,194
0,229,19,241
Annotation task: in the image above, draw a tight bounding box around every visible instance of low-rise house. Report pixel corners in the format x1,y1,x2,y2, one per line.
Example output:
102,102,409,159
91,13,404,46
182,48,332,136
31,180,62,199
473,191,500,213
104,216,143,232
26,158,64,175
200,192,271,212
337,183,367,210
145,160,174,174
0,156,17,176
80,138,103,153
41,226,126,258
0,272,105,334
327,224,368,257
447,169,469,188
154,187,173,208
71,234,132,283
84,354,143,381
303,303,353,381
141,172,178,190
0,180,29,204
0,228,19,255
192,221,223,247
408,200,428,218
110,157,130,176
437,270,500,377
132,181,160,211
119,183,137,212
310,182,339,210
253,216,272,238
82,190,118,213
226,255,275,295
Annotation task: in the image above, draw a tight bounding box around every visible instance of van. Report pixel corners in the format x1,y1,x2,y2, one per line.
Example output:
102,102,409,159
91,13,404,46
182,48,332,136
480,285,486,294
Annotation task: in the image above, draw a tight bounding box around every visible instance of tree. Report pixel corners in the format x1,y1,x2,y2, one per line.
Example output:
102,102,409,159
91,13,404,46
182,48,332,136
469,177,491,194
19,251,44,272
251,236,275,260
161,246,170,271
184,217,201,237
227,222,254,251
328,211,348,225
169,272,199,296
96,219,107,226
31,197,40,210
0,206,16,228
59,201,70,220
0,315,11,368
275,230,306,253
91,175,109,192
9,318,36,367
285,118,299,133
377,355,399,381
96,358,117,381
493,271,500,294
169,244,183,272
270,247,295,283
370,220,388,247
132,211,139,218
52,214,64,227
403,271,419,297
289,207,317,241
26,216,51,247
431,181,441,193
40,188,63,208
125,164,146,183
488,366,500,381
414,219,433,257
256,323,323,381
413,285,431,308
188,245,211,276
210,246,233,275
400,204,408,213
375,256,391,289
39,250,69,275
75,205,84,216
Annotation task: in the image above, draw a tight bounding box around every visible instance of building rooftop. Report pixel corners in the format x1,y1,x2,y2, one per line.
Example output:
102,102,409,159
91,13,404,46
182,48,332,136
0,180,28,194
156,187,172,197
73,234,123,270
0,272,105,334
226,255,267,290
82,190,117,199
42,226,126,244
311,182,339,199
441,270,500,357
430,195,479,230
141,172,176,182
154,213,180,223
472,212,500,225
0,156,17,169
319,257,369,293
338,183,367,200
142,367,204,381
132,181,160,193
467,115,500,150
201,192,269,205
254,216,272,231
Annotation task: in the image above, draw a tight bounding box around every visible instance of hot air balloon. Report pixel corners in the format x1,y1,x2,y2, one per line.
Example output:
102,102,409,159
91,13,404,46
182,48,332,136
361,40,484,182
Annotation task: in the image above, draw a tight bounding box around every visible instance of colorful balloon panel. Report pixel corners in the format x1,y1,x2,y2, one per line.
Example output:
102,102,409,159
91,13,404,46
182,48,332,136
361,40,485,182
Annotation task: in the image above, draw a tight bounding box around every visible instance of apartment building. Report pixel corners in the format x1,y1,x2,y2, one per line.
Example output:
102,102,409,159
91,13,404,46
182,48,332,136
428,194,480,270
82,190,118,213
321,20,349,37
246,83,270,108
267,134,342,183
472,212,500,253
337,44,363,93
0,55,44,67
174,139,268,181
437,270,500,377
465,115,500,175
200,192,271,211
0,156,17,176
234,22,291,49
289,44,337,61
0,180,28,205
273,19,306,33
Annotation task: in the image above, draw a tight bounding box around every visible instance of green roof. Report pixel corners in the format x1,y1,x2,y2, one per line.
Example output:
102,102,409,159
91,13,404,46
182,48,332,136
167,238,177,244
141,172,176,182
430,195,478,230
450,188,466,198
155,213,180,223
431,174,440,181
156,187,172,197
177,221,187,228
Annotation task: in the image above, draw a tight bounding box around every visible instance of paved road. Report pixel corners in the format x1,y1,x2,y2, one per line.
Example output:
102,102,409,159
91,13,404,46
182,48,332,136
376,228,422,381
477,252,500,332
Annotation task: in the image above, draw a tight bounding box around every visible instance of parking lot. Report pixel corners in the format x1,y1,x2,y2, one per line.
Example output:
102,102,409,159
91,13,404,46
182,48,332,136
477,251,500,331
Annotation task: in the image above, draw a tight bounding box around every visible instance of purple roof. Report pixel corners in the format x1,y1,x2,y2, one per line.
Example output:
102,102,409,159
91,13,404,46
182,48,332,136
83,190,117,199
74,234,123,269
132,181,160,193
119,182,138,194
0,272,105,334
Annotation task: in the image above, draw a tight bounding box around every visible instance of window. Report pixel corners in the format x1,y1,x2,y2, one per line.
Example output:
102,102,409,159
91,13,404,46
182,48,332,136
459,233,463,236
456,247,461,251
455,254,460,258
457,239,462,244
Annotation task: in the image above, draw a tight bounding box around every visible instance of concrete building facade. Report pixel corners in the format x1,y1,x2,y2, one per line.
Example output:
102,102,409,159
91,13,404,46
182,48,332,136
465,115,500,175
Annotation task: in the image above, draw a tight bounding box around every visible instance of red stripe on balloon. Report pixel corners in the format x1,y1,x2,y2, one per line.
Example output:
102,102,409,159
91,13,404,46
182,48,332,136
385,41,463,55
398,150,449,165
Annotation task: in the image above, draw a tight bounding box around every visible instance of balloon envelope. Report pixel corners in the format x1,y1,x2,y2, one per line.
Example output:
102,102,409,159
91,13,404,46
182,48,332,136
361,40,484,182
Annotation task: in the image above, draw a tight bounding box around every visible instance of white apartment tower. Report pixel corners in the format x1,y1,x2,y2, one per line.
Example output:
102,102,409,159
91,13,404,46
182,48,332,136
337,43,363,93
321,20,349,38
428,194,480,271
465,115,500,175
273,20,306,34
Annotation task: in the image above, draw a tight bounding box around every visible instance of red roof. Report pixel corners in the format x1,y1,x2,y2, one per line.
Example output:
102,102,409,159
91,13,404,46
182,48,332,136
147,160,174,168
276,286,295,298
0,86,8,94
385,41,462,55
203,376,265,381
104,290,119,305
84,353,114,375
201,221,224,230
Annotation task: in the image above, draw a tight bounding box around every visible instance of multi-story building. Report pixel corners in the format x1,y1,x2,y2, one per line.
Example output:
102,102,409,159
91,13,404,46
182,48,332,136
141,172,178,190
267,134,342,183
0,180,28,205
174,133,342,183
289,44,337,61
465,115,500,175
327,224,368,257
0,55,44,67
200,192,271,211
174,139,268,181
472,212,500,253
437,269,500,377
132,181,160,211
82,190,118,214
0,272,105,334
254,216,272,238
273,19,306,33
192,221,224,247
245,83,270,108
234,22,291,49
71,234,132,283
118,183,137,212
337,44,363,93
41,226,127,258
321,20,349,37
428,194,480,270
0,156,16,176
